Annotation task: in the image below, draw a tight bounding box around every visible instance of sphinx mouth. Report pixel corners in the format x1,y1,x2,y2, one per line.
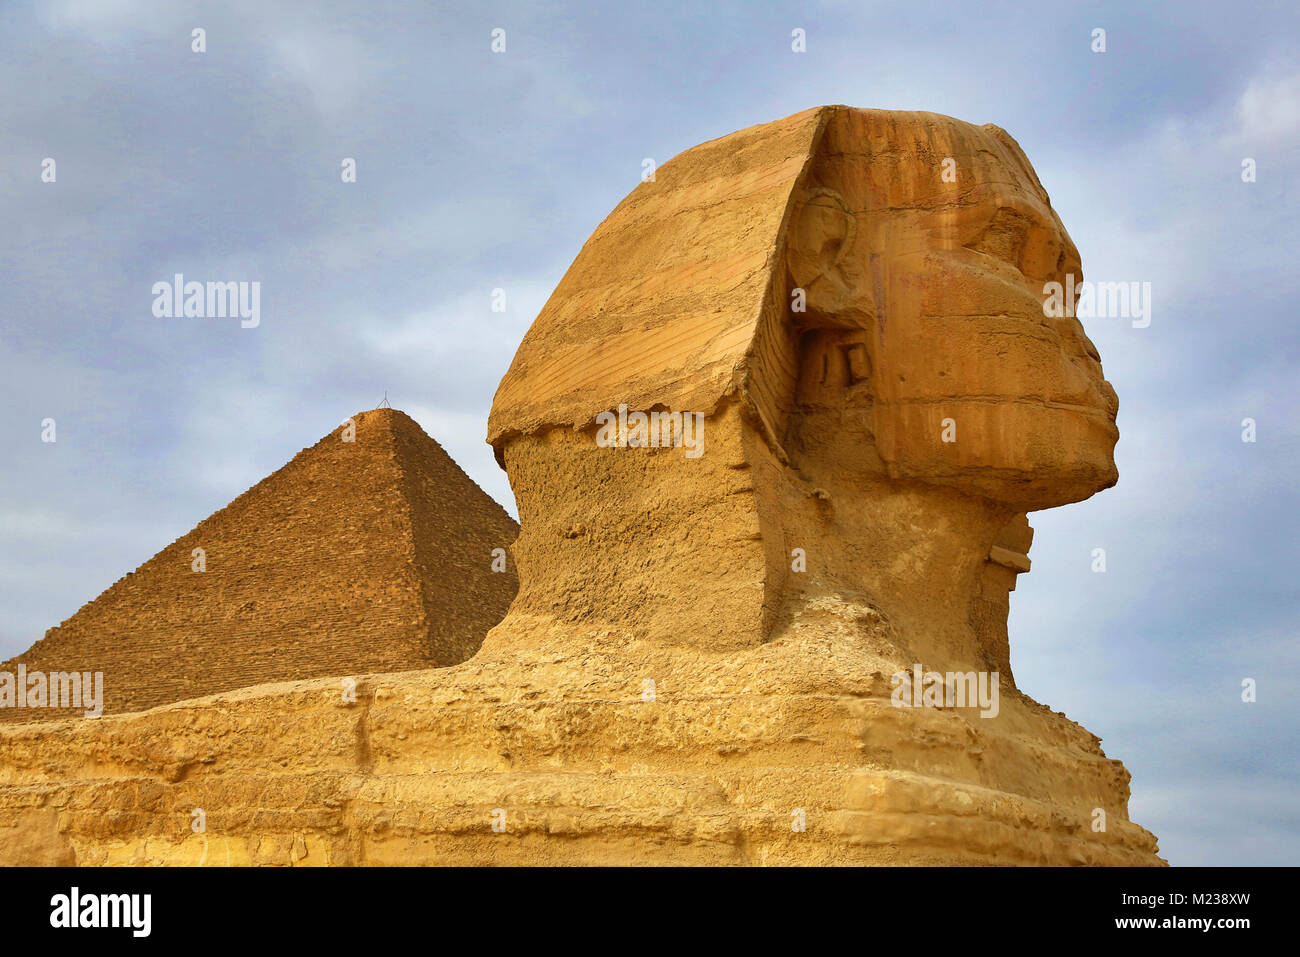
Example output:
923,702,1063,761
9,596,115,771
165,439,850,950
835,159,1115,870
915,394,1116,424
1037,396,1116,418
1035,397,1120,437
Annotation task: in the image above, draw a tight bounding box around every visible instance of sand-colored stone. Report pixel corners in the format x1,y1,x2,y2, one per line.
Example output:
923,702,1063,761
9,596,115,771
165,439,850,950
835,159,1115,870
0,409,518,721
0,106,1162,866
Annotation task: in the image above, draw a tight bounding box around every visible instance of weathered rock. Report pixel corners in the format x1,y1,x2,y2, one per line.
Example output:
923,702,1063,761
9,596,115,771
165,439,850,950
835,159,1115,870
0,107,1162,866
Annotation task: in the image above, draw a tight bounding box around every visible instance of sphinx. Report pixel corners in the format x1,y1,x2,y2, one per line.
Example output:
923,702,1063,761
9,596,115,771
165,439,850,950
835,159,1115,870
0,106,1162,866
467,105,1158,864
487,105,1118,679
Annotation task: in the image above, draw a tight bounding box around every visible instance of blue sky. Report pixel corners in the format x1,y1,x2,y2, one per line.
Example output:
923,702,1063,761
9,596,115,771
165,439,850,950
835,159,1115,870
1,0,1296,865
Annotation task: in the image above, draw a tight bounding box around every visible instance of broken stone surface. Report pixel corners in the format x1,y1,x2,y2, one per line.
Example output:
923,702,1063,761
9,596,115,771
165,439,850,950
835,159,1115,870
0,107,1162,866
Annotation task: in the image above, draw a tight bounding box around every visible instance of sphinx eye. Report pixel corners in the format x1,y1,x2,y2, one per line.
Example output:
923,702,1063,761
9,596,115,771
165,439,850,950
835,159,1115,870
965,206,1033,272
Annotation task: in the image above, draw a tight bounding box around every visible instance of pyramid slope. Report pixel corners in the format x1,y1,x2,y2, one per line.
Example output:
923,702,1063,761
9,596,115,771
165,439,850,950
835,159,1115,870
388,413,519,665
0,409,519,722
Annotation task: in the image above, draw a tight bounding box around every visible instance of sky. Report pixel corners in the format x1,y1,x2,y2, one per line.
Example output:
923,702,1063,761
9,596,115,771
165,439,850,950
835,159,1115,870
1,0,1296,866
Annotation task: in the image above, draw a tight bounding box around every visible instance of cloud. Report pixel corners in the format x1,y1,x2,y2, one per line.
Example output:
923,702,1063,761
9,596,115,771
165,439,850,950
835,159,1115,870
1234,68,1300,147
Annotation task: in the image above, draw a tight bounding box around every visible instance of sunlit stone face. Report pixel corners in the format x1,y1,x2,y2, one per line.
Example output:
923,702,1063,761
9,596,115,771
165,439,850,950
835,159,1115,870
787,109,1119,509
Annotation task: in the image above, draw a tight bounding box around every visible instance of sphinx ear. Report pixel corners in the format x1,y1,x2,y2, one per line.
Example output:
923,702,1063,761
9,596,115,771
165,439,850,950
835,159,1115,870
786,186,874,331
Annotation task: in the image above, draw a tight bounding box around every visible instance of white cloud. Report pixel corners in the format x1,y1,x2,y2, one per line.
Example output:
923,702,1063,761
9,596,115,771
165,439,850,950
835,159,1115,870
1234,69,1300,148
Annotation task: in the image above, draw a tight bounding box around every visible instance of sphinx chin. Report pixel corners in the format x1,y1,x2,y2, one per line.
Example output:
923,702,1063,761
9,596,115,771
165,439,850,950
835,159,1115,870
869,397,1120,511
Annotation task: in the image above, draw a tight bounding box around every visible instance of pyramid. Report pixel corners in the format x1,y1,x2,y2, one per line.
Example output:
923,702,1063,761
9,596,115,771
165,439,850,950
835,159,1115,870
0,409,518,722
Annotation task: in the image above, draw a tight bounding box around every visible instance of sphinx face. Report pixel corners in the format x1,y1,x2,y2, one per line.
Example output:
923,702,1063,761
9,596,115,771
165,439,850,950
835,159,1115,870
789,110,1119,509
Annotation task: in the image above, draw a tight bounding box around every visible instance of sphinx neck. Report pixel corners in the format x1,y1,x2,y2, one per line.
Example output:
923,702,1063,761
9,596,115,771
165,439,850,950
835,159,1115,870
779,472,1019,675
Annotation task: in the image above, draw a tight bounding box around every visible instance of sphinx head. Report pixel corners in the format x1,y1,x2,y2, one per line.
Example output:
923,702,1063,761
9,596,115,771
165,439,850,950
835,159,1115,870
486,107,1119,654
782,110,1118,510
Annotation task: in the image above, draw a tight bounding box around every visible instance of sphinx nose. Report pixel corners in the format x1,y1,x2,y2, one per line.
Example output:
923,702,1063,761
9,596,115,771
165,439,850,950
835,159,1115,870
1059,316,1101,360
1080,332,1101,362
1099,379,1119,417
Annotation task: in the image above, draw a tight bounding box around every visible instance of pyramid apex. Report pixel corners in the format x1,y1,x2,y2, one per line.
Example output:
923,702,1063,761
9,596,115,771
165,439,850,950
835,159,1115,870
350,406,413,425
